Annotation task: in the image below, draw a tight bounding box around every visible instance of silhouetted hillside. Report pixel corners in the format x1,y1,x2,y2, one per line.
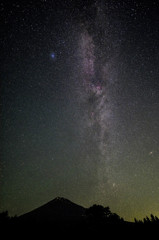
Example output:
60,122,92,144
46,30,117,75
1,197,159,238
19,197,85,225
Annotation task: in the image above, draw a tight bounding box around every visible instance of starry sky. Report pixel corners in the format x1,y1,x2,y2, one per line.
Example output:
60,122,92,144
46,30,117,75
1,0,159,221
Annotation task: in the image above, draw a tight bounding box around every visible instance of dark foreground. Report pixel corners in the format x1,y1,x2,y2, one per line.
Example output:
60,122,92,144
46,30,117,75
1,218,158,239
1,198,159,238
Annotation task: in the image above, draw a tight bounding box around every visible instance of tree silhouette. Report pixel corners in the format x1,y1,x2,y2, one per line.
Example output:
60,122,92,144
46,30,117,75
86,204,111,219
85,204,124,224
135,214,159,225
0,211,10,225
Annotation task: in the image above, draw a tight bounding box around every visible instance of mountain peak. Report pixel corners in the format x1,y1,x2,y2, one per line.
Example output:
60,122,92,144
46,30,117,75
53,197,69,202
19,197,86,224
52,197,77,205
49,197,84,209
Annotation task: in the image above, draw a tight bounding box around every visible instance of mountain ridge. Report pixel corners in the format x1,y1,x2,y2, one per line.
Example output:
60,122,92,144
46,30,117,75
19,197,86,224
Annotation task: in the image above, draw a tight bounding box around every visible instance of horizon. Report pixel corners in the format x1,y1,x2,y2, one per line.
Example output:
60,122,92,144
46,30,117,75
4,195,158,223
1,0,159,223
0,195,139,223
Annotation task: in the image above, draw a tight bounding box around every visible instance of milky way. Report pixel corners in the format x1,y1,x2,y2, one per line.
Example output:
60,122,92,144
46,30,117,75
75,4,119,200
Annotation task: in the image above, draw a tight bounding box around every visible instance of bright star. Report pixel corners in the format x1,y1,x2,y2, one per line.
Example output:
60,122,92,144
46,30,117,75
50,52,55,59
149,151,153,156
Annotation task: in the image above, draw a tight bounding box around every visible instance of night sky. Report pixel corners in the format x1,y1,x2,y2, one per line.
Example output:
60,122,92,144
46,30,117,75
1,0,159,221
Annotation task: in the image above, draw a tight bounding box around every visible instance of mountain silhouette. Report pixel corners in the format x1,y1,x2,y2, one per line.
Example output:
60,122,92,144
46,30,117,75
2,197,157,238
19,197,86,225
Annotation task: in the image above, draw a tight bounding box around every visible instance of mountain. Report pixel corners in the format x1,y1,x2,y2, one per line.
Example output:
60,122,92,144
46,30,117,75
19,197,86,225
4,197,145,237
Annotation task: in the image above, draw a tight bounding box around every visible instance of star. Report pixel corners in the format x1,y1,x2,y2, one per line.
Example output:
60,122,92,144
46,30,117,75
50,52,56,59
149,151,153,156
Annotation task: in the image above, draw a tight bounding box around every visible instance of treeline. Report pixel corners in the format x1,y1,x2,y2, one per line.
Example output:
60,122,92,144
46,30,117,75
0,211,17,225
135,214,159,225
0,205,159,226
85,204,124,224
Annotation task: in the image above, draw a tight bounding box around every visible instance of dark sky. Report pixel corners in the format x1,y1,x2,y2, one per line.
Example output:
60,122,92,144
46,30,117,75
1,0,159,221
